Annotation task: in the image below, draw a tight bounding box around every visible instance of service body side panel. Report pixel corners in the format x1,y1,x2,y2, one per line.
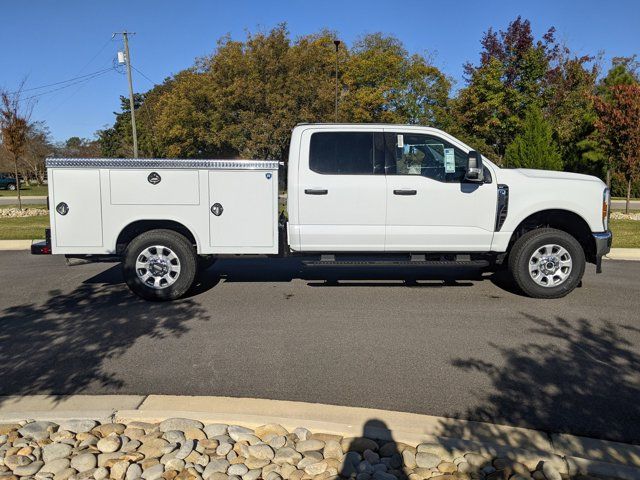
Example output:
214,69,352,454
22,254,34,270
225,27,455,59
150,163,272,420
47,158,278,256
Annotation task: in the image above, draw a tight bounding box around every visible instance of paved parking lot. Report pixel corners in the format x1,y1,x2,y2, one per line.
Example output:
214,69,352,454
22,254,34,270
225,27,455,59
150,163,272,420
1,250,639,443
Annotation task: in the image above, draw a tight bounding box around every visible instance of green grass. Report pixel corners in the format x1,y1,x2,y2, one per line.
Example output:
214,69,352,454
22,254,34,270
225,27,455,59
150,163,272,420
0,215,49,240
0,185,48,197
610,219,640,248
1,213,638,248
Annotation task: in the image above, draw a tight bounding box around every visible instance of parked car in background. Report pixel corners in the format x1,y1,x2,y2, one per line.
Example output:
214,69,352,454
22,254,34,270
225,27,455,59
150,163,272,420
0,174,17,191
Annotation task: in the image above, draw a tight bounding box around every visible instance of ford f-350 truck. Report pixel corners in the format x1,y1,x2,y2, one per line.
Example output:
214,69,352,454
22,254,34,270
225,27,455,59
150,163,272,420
32,123,612,301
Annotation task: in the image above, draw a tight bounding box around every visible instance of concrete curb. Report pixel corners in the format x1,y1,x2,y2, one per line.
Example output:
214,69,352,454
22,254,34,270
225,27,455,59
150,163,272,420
0,239,33,250
1,395,639,479
607,248,640,261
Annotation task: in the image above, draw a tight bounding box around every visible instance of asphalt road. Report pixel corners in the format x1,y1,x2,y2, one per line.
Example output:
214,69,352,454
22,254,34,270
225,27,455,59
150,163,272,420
1,251,640,444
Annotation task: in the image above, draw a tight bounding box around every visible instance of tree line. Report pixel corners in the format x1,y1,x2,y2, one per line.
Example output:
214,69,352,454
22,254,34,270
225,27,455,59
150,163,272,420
2,17,640,208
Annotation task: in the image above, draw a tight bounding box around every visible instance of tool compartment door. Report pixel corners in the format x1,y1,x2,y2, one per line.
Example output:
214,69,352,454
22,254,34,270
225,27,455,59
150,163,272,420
208,170,276,250
51,169,103,248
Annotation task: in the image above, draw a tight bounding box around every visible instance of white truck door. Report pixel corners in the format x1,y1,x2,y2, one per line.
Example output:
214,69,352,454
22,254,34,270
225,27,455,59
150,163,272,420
383,131,497,251
208,170,277,250
296,129,386,251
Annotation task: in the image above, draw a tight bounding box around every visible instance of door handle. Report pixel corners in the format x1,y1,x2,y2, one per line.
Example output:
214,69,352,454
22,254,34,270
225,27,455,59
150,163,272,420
393,189,417,195
305,189,328,195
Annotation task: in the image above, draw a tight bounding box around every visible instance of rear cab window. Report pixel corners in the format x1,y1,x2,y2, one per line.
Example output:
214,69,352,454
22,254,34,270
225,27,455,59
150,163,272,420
309,132,385,175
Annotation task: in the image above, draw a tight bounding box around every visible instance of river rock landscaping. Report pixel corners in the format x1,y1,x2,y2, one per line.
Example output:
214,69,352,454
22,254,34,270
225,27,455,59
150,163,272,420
0,419,573,480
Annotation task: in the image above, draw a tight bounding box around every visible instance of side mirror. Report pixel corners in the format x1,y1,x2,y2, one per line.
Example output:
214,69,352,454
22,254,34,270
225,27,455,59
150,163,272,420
465,150,484,182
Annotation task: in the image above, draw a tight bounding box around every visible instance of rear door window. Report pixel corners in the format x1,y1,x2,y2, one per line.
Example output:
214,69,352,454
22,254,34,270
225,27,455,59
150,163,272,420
309,132,384,174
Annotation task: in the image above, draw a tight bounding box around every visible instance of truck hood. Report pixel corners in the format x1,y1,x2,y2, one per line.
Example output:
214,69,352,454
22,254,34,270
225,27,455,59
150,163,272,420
515,168,603,184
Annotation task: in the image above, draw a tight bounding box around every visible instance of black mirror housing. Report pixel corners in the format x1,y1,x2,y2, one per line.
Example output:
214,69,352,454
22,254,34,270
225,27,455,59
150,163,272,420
465,150,484,182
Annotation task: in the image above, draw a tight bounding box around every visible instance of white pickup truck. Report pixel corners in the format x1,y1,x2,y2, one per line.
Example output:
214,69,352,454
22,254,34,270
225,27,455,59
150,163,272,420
32,123,612,301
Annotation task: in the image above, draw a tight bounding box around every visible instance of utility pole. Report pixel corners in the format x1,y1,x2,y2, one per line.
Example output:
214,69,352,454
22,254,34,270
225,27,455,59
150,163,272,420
333,40,341,123
114,31,138,158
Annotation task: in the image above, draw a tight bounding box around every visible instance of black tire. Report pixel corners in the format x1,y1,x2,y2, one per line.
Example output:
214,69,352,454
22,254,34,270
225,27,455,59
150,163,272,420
123,229,197,301
508,228,585,299
7,183,16,191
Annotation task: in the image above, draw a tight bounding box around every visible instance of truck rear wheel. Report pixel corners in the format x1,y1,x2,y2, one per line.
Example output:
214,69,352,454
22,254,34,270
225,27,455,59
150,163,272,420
123,229,197,301
508,227,585,299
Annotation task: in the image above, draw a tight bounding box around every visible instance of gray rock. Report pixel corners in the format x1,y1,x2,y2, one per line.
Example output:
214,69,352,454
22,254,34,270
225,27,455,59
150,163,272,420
364,450,380,465
415,453,440,469
268,436,286,450
292,428,310,442
175,439,195,459
227,464,248,476
93,467,109,480
402,450,416,469
464,453,488,468
304,461,327,476
217,443,233,456
226,450,238,462
211,435,234,444
356,474,371,480
244,457,270,470
97,436,121,453
14,461,44,476
342,452,362,477
242,469,261,480
227,426,254,441
273,447,302,466
121,439,142,453
205,474,229,480
228,476,242,480
295,439,325,452
4,454,32,470
126,463,142,480
163,431,186,445
41,459,71,475
373,471,396,480
18,422,58,441
323,440,342,460
141,463,164,480
43,444,73,463
542,462,561,480
265,473,282,480
247,444,274,460
165,458,185,472
159,418,204,433
111,460,130,480
357,461,375,475
204,459,230,476
204,424,228,439
58,420,97,434
71,453,97,472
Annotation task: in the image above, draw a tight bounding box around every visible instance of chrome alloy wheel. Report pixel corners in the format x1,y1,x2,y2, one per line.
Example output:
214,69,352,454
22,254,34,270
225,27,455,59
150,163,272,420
135,245,181,289
528,244,573,287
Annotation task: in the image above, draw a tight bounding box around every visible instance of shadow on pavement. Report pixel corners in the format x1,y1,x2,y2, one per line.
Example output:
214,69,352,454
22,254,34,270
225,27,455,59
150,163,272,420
449,313,640,444
0,264,209,402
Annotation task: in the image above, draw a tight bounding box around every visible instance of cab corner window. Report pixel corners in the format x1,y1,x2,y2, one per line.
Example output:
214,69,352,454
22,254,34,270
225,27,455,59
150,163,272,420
309,132,379,175
385,132,468,183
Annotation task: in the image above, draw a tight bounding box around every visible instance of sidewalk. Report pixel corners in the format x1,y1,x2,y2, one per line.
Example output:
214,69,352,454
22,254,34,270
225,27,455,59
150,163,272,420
0,395,639,480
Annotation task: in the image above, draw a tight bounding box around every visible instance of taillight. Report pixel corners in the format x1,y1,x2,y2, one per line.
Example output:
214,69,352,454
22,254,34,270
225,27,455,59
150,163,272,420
602,188,611,230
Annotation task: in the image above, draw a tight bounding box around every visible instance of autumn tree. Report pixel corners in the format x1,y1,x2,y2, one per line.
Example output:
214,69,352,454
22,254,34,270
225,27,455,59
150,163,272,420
594,84,640,213
452,17,558,162
0,88,32,210
504,104,562,170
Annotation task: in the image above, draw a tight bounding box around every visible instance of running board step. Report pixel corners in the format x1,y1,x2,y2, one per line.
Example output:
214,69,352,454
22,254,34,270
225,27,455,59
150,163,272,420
302,259,490,268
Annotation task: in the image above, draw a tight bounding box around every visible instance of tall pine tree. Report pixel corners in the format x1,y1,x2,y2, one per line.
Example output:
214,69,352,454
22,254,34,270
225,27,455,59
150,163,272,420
504,105,562,170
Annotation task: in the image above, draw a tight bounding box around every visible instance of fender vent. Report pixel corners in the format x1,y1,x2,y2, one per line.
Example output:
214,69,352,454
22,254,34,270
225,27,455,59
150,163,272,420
495,184,509,231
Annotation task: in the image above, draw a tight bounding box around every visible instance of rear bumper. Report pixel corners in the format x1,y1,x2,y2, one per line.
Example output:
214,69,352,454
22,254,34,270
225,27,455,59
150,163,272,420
593,231,612,273
31,228,51,255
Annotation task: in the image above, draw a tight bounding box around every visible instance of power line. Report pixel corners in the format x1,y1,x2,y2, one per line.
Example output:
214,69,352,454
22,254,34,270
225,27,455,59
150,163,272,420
20,69,115,102
131,65,158,86
9,67,115,95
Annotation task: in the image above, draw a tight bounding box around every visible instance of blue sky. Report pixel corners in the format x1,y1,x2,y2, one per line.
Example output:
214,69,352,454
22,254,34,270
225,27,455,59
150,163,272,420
2,0,639,141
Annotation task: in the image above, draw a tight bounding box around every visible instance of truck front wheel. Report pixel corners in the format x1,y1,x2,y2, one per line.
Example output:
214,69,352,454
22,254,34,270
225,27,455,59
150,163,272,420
123,229,197,301
508,227,585,299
